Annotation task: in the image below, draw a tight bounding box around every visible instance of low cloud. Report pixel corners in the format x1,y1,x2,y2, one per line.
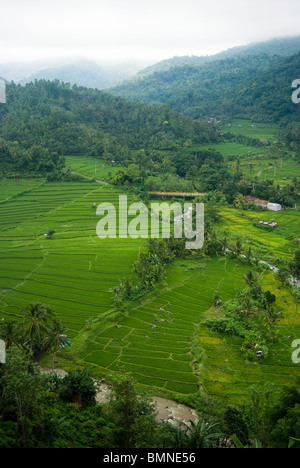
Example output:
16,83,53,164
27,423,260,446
0,0,300,62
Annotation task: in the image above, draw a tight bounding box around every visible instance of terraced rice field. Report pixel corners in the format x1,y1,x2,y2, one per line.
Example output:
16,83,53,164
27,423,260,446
0,178,299,403
201,145,300,187
239,156,300,186
220,119,280,142
197,270,300,404
218,207,300,262
74,258,251,395
200,142,263,159
0,180,143,336
71,256,300,403
64,155,122,180
0,179,43,203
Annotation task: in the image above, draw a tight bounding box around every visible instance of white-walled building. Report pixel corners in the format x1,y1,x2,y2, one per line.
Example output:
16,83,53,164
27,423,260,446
244,196,282,212
267,202,282,212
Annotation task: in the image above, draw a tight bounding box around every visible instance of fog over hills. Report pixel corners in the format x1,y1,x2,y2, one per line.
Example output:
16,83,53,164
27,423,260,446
0,58,150,89
1,36,300,91
132,36,300,77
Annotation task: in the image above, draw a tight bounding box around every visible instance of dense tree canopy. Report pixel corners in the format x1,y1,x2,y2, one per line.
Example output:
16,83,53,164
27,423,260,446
0,80,217,176
111,52,300,125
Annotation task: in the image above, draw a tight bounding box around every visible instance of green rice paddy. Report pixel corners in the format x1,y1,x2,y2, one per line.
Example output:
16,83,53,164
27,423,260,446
67,256,300,404
0,175,299,404
198,270,300,404
204,120,300,186
240,156,300,186
201,142,263,159
77,257,251,396
218,207,300,262
220,119,280,142
64,155,122,180
0,180,144,336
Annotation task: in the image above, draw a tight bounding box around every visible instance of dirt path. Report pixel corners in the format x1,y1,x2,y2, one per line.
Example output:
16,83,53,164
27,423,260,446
41,368,198,427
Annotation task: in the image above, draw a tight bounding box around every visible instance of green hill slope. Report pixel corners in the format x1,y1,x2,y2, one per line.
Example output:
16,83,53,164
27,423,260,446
111,49,300,124
0,80,216,176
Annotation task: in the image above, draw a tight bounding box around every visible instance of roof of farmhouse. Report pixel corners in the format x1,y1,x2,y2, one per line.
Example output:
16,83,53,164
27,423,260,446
244,196,269,206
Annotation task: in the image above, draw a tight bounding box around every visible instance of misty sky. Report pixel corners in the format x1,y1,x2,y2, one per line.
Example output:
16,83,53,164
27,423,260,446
1,0,300,64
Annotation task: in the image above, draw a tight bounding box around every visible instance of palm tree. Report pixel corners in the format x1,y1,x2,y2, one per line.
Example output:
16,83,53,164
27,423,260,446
44,319,69,381
235,237,243,256
264,304,279,329
23,302,54,353
244,270,257,288
245,246,253,264
237,291,258,318
0,319,22,349
233,193,244,208
221,234,229,254
188,419,223,448
242,295,258,318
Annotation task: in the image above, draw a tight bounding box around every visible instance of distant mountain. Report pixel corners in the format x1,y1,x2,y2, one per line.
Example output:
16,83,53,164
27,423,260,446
2,36,300,92
0,60,62,83
0,58,148,89
109,54,279,116
109,37,300,123
134,36,300,77
234,52,300,124
137,56,209,77
211,35,300,60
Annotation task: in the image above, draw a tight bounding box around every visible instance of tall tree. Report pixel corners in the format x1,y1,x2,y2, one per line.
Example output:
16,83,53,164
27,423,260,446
108,374,157,448
59,368,98,408
23,303,53,341
22,302,54,358
43,319,69,378
188,420,223,449
0,319,22,349
0,348,48,447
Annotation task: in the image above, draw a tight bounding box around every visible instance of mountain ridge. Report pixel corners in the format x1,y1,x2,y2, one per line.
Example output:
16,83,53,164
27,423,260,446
0,58,150,90
109,38,300,124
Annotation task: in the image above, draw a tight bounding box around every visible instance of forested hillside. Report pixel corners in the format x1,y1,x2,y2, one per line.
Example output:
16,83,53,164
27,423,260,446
0,80,216,175
111,51,300,124
137,36,300,77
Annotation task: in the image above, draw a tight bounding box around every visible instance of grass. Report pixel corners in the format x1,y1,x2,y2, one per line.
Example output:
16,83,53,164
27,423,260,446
240,156,300,186
0,180,144,337
64,257,251,398
198,271,300,404
201,142,263,159
64,155,122,181
219,119,280,142
63,255,300,405
217,206,300,262
0,167,299,404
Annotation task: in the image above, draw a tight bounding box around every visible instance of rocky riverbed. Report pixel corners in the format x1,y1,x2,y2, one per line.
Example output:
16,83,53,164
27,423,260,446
41,368,199,427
